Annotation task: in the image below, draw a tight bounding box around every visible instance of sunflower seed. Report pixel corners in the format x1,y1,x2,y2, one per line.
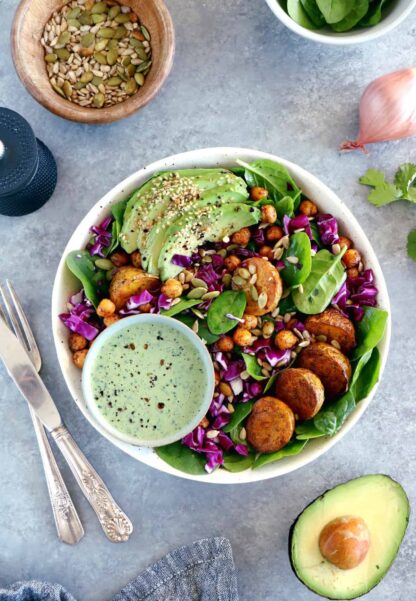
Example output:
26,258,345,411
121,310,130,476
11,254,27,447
258,292,268,309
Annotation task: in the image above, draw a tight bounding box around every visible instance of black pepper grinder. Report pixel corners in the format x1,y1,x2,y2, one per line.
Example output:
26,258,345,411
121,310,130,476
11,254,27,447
0,107,57,217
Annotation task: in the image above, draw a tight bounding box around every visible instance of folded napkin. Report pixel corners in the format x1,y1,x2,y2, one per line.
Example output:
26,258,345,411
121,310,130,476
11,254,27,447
0,538,238,601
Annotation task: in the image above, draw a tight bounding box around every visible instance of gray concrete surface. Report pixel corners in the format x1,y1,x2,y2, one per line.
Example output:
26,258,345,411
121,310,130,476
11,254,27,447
1,1,416,599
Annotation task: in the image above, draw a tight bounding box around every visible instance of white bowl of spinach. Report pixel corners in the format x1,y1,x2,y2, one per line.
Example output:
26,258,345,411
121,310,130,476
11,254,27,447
265,0,416,44
52,147,391,484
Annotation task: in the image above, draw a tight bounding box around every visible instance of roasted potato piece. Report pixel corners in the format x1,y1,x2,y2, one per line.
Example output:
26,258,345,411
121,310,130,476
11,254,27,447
304,308,356,353
275,368,324,421
246,396,295,453
109,266,159,310
296,342,352,400
240,257,282,316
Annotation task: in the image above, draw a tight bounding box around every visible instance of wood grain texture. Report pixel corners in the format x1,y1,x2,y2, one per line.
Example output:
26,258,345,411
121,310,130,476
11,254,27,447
11,0,175,124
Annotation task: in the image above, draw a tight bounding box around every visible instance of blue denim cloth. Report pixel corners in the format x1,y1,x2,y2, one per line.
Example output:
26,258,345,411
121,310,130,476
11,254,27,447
0,538,238,601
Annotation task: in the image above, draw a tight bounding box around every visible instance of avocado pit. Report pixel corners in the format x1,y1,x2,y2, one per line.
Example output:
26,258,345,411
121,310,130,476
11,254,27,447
319,515,370,570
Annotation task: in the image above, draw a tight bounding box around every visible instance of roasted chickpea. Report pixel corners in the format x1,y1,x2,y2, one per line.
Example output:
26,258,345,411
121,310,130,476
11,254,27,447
214,370,220,386
97,298,116,318
261,204,277,224
219,382,233,397
338,236,352,250
224,255,241,272
275,329,298,350
139,302,152,313
243,313,258,330
73,349,88,369
131,250,142,268
161,278,183,299
217,335,234,352
299,199,318,216
343,248,361,269
231,227,251,246
259,245,273,259
266,225,284,242
347,267,359,278
103,314,121,327
233,327,252,347
68,332,87,352
199,416,209,428
250,186,268,201
110,250,129,267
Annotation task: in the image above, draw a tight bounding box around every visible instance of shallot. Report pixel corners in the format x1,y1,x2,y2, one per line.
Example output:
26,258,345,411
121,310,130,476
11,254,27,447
340,68,416,153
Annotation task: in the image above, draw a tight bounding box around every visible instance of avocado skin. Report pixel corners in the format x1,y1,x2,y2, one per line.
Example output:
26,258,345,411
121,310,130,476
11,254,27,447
288,474,410,600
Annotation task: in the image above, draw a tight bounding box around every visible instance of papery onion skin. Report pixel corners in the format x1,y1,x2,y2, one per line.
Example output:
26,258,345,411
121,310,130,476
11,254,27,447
340,68,416,153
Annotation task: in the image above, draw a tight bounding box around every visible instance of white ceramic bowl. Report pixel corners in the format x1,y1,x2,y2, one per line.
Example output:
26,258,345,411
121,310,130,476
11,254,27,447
265,0,416,45
82,314,215,447
52,147,391,484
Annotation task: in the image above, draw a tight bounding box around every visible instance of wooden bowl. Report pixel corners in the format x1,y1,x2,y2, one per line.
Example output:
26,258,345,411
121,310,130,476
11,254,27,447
11,0,174,124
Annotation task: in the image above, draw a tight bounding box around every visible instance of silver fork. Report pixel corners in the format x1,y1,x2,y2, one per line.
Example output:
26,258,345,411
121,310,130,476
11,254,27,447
0,280,84,545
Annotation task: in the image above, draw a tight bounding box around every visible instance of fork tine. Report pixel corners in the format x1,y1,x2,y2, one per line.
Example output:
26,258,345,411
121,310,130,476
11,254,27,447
3,280,42,371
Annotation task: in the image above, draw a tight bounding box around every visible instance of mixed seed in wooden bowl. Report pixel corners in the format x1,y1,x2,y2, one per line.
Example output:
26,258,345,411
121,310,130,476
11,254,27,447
42,0,152,108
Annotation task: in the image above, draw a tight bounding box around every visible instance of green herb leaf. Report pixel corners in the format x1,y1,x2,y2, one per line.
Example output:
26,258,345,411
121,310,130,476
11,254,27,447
359,168,386,188
66,250,100,307
155,442,207,475
394,163,416,195
292,248,346,315
281,232,312,286
223,400,255,433
252,440,308,469
242,353,267,381
161,298,201,317
359,168,406,207
351,306,388,360
223,452,255,472
236,159,301,205
407,229,416,262
207,290,247,335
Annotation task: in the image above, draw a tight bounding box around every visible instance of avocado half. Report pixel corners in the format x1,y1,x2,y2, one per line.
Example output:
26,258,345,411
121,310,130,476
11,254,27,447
289,475,410,600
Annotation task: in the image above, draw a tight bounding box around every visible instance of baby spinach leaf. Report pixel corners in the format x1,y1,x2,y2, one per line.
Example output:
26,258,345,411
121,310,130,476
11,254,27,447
161,298,201,317
314,390,356,436
175,314,219,344
353,347,381,402
223,400,254,433
278,294,297,314
108,199,128,254
351,306,388,360
296,421,326,440
236,159,300,204
242,353,267,381
155,442,206,475
207,290,246,335
300,0,326,26
275,196,295,222
281,232,312,286
359,0,389,26
223,452,255,472
264,371,279,393
252,440,308,469
316,0,351,23
66,250,100,307
287,0,318,29
331,0,369,32
407,230,416,262
310,221,323,248
292,248,346,315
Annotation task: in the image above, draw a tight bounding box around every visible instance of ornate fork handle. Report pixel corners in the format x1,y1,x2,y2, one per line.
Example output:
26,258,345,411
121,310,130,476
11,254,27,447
30,407,84,545
51,425,133,542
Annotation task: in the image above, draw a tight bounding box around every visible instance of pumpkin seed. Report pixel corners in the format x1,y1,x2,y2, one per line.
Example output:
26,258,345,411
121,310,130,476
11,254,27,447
108,5,121,19
124,78,137,94
67,7,81,19
80,70,94,83
67,18,81,29
232,275,246,287
79,12,93,25
249,274,257,285
45,53,57,62
129,38,142,48
94,51,107,64
250,285,258,301
135,59,151,73
114,13,130,23
187,287,207,299
258,292,268,309
122,56,131,66
62,80,73,97
95,258,113,270
57,31,70,46
81,32,95,47
51,82,65,97
91,75,103,86
106,48,118,65
134,72,144,86
74,81,86,90
135,45,148,61
140,25,150,40
91,1,108,14
113,26,127,39
126,63,136,76
107,76,122,86
236,267,250,279
108,38,118,49
222,273,232,286
92,13,107,24
191,278,208,289
202,291,220,301
97,27,115,38
92,92,105,107
55,47,70,59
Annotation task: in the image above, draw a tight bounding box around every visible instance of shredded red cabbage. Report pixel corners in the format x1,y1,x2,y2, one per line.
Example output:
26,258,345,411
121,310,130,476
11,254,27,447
88,216,113,257
59,292,99,341
283,214,312,239
316,214,339,246
171,254,192,268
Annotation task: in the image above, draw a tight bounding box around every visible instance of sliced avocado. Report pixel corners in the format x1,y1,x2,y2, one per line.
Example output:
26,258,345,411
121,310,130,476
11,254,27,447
158,203,260,280
290,474,410,600
120,169,245,253
142,186,249,273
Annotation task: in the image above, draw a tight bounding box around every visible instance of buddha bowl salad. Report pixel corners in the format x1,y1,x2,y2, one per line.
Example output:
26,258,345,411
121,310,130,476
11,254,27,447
60,159,388,475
